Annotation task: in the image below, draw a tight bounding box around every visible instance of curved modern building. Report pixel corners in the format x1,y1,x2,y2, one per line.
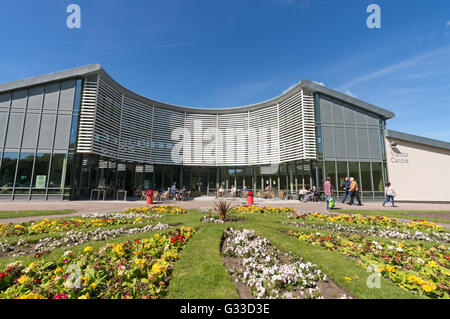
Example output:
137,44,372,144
2,64,446,202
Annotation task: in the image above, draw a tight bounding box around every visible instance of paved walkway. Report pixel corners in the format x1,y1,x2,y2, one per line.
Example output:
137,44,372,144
0,198,449,227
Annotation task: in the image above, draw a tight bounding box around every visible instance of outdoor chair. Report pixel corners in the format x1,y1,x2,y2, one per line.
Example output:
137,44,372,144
140,191,147,201
160,192,170,201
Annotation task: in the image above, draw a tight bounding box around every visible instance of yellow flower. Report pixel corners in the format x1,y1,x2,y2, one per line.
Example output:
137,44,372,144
14,224,24,229
152,262,162,275
135,218,142,222
54,267,63,274
135,259,146,265
78,293,90,299
386,266,396,273
17,275,31,285
28,263,37,270
83,246,93,253
421,283,436,293
427,261,437,268
344,276,352,282
379,267,386,273
19,293,45,299
414,277,425,285
91,283,97,289
114,243,125,256
83,276,90,285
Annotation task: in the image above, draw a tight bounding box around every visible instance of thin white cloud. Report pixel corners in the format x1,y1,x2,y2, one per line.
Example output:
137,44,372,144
447,21,450,27
281,81,301,94
312,81,325,86
338,46,450,89
344,90,357,98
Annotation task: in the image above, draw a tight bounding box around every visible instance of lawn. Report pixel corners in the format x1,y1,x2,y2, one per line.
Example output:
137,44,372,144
0,205,448,299
0,210,75,220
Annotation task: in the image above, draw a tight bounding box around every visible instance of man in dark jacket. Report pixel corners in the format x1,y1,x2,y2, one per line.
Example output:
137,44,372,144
340,177,350,203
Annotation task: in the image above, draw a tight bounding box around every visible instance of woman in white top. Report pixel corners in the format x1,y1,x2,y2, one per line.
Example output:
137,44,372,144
231,185,236,197
383,182,397,207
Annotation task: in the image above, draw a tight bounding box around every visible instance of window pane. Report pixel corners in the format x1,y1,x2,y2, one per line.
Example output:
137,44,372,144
0,152,17,193
336,161,348,188
372,162,383,192
303,163,311,189
16,153,34,191
69,114,79,148
360,162,373,192
33,153,50,189
49,154,67,189
348,162,360,185
324,161,337,189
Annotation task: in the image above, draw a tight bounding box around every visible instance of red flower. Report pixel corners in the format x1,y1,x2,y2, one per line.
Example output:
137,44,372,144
52,294,67,299
134,239,140,244
35,253,40,259
33,278,41,284
445,255,450,260
0,273,7,279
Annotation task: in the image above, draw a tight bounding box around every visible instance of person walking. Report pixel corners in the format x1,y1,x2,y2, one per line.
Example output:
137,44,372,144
348,177,362,206
170,182,177,200
324,177,334,210
340,177,350,203
383,182,397,207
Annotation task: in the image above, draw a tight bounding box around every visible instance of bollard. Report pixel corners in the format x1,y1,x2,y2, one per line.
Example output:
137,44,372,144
147,190,153,205
247,191,254,205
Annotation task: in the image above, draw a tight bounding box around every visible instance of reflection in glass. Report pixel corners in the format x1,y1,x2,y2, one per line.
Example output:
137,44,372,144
348,162,360,185
324,161,337,189
360,162,373,192
16,153,34,189
372,162,383,192
49,154,67,189
33,153,50,193
336,161,348,190
0,152,18,194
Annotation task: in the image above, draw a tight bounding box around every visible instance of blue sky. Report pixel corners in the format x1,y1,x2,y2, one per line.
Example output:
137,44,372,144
1,0,449,141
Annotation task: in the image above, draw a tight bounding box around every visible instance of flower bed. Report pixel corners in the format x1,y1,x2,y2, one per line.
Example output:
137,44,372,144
222,228,350,299
288,212,446,233
288,229,450,298
283,221,449,243
0,226,195,299
124,205,187,215
235,205,295,215
0,216,150,238
201,216,224,224
0,223,171,258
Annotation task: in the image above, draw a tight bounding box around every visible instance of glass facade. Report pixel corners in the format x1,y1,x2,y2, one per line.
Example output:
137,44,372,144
0,79,82,200
316,94,388,200
0,73,390,201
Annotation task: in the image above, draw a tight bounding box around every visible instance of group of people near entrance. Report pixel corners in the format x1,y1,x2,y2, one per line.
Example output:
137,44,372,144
299,177,397,209
159,183,190,201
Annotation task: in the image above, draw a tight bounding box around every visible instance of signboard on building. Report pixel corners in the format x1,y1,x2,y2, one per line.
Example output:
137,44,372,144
35,175,47,189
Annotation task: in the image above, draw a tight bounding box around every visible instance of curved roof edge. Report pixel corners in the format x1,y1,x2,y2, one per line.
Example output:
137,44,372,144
0,63,395,119
385,129,450,151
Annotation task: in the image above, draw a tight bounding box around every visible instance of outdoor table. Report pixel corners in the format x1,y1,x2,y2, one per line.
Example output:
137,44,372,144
116,190,127,201
90,189,106,200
